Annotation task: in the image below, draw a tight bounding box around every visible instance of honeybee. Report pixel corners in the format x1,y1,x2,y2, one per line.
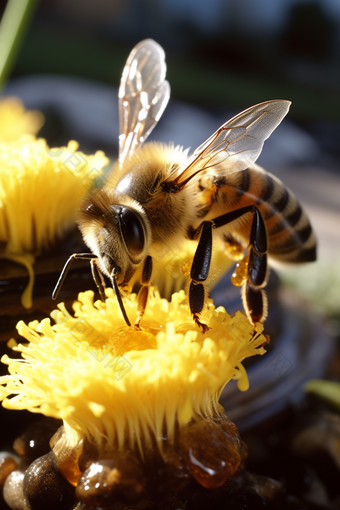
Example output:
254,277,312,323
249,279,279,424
53,39,316,333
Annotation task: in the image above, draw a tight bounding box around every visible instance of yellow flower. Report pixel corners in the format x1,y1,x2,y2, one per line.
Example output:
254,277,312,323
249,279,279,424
0,136,109,307
0,288,266,458
0,97,44,142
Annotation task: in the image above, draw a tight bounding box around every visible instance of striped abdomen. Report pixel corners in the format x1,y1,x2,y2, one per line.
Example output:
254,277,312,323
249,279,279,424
202,164,316,263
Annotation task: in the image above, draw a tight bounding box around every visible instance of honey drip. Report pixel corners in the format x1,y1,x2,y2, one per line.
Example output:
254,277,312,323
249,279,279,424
224,240,245,261
51,428,83,487
231,253,250,287
76,454,146,506
4,408,247,506
179,415,243,489
50,414,244,494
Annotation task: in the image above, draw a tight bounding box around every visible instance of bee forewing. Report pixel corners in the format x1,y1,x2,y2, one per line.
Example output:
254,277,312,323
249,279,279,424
118,39,170,166
170,100,291,188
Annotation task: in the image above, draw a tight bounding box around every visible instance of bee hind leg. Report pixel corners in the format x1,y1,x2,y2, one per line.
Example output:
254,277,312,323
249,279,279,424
135,256,153,330
242,284,268,328
242,246,269,325
213,205,269,326
189,206,269,331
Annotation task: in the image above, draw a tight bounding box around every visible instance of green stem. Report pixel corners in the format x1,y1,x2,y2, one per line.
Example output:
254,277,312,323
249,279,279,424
0,0,39,93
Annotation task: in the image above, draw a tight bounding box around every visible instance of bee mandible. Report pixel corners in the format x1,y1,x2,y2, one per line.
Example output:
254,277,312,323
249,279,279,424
53,39,316,333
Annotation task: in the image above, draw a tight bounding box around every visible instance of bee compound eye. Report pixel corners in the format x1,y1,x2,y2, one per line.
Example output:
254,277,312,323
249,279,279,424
119,207,145,258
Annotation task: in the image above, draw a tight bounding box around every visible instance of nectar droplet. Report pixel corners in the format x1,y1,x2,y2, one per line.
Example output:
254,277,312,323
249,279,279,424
231,253,250,287
179,418,242,489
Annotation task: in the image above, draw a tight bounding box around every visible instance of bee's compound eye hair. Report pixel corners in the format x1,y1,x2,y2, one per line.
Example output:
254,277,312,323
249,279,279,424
119,207,145,257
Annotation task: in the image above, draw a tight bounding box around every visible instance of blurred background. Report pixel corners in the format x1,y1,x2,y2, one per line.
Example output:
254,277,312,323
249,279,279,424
2,0,340,146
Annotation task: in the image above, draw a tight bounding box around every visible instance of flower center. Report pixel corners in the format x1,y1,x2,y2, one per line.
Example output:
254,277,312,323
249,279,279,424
109,326,158,355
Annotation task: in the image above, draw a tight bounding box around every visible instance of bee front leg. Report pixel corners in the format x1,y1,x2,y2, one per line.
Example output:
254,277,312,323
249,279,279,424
190,221,213,334
135,255,153,330
52,252,98,300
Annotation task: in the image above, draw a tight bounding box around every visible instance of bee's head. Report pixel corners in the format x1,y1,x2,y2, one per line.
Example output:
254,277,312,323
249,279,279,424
78,189,151,287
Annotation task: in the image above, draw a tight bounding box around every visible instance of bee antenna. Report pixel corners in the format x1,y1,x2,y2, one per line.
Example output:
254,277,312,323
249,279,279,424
110,270,131,327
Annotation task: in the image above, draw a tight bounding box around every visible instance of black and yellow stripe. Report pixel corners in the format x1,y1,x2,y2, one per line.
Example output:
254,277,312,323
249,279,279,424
204,165,316,264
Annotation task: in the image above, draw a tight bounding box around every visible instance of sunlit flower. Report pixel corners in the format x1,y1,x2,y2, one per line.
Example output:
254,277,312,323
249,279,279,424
0,97,44,142
0,136,108,307
0,288,266,457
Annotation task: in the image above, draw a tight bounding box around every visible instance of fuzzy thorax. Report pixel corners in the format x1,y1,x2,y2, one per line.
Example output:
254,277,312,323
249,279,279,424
0,288,266,455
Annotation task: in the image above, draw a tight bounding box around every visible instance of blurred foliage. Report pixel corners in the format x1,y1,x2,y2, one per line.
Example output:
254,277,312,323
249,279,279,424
3,0,340,121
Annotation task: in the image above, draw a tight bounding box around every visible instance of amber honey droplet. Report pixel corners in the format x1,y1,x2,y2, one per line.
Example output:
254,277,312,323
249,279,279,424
224,240,245,261
218,416,241,443
76,453,146,507
49,425,64,450
231,253,250,287
0,453,20,486
213,405,244,458
51,430,83,486
181,259,192,278
13,418,61,465
23,452,75,510
179,418,242,489
218,417,245,468
3,470,31,510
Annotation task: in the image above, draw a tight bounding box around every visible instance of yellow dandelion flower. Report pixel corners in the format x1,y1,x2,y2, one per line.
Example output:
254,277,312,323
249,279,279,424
0,289,266,461
0,97,44,142
0,136,109,307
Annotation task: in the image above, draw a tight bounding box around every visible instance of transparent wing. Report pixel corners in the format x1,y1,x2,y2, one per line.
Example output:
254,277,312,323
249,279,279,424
167,100,291,190
118,39,170,166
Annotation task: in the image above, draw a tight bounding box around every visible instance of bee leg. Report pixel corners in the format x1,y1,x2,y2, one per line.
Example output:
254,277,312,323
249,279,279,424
212,205,268,325
111,270,131,327
90,258,106,302
242,283,268,328
190,221,213,334
135,256,153,330
242,231,268,326
52,253,98,300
